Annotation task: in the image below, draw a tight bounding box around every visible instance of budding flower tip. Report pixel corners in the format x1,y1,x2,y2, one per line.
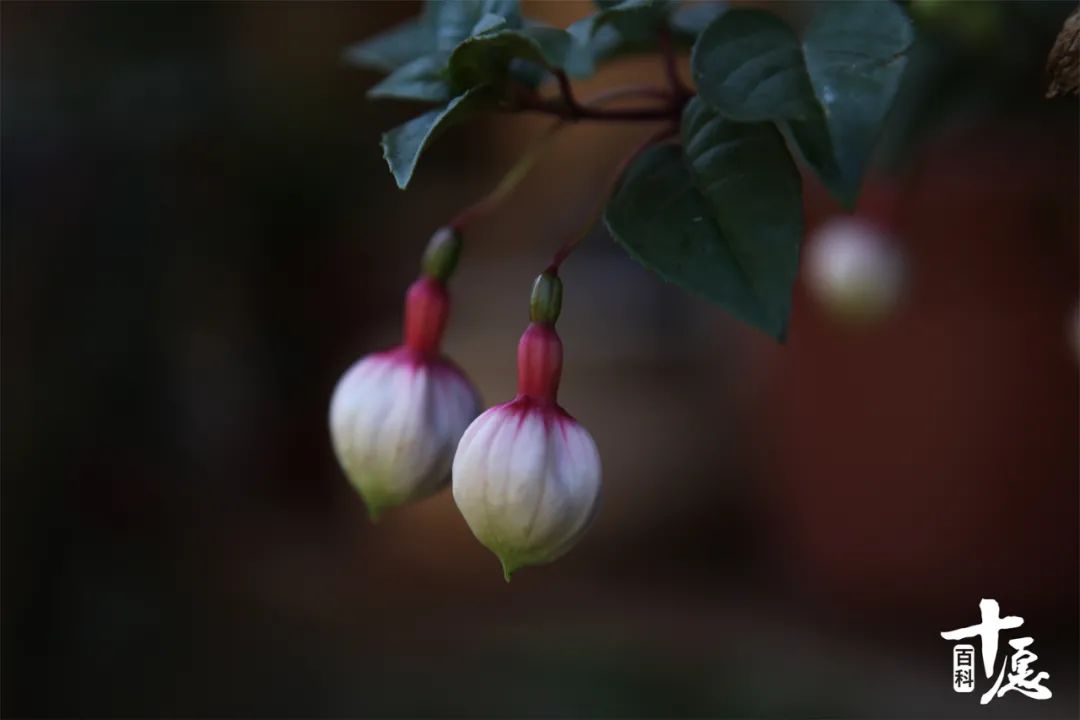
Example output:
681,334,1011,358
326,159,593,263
421,226,463,282
529,271,563,325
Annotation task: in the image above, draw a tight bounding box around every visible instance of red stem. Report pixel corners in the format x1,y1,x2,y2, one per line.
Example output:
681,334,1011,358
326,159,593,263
658,29,691,100
586,85,674,105
517,71,686,122
549,124,678,270
555,70,585,115
517,94,677,122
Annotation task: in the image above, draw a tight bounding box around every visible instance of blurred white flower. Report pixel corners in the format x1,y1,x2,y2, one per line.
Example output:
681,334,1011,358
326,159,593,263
806,217,906,324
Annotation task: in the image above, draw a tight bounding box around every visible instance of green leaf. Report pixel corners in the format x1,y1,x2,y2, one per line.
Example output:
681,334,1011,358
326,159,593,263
367,55,453,103
448,27,575,90
525,26,579,71
381,88,489,189
431,0,524,52
553,25,598,78
567,1,722,71
344,1,523,72
801,1,913,198
687,9,845,197
690,2,912,207
681,97,801,338
777,113,846,204
604,142,790,340
343,19,430,72
568,0,683,67
690,9,818,122
471,12,509,36
365,14,572,105
592,0,673,39
670,1,727,37
567,16,631,65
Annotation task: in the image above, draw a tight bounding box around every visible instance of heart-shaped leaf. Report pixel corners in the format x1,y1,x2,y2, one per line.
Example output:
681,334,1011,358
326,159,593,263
691,3,913,207
381,87,490,189
344,0,524,72
448,27,576,90
430,0,524,52
343,19,431,72
690,9,818,122
591,0,673,39
801,1,913,198
670,1,727,37
681,97,801,337
571,0,671,68
367,55,453,103
605,141,793,340
470,12,509,36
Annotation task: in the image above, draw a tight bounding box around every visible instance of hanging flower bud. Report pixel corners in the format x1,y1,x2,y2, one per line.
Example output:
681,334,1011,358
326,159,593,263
453,271,601,580
805,216,906,324
329,227,481,520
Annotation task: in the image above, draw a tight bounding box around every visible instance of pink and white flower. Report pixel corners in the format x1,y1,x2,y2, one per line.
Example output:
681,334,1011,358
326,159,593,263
453,273,601,580
330,239,481,520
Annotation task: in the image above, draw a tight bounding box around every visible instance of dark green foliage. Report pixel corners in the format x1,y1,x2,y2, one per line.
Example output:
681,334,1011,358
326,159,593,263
350,0,913,339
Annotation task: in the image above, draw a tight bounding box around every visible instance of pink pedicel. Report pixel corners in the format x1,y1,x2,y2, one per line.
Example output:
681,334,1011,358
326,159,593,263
403,275,450,356
516,322,563,404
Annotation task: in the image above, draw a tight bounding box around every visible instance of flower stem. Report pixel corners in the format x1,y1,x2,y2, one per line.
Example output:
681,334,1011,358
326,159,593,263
583,85,674,106
517,94,677,122
449,86,686,231
658,28,691,101
448,119,565,231
515,72,686,123
549,124,678,271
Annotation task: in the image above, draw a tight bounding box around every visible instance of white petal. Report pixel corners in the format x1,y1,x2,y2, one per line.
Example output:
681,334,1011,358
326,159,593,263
452,407,507,535
451,402,603,574
329,352,480,516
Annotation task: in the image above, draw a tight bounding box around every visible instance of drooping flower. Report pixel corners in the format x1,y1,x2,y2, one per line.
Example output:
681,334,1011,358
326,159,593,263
329,228,481,520
805,216,906,324
453,271,601,580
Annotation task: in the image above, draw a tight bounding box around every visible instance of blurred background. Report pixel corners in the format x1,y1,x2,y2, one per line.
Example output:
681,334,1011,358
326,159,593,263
2,1,1077,717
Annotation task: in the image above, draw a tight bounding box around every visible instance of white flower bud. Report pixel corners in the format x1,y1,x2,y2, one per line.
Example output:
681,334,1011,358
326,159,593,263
806,217,906,324
329,274,480,519
452,401,601,580
452,316,601,580
330,349,480,519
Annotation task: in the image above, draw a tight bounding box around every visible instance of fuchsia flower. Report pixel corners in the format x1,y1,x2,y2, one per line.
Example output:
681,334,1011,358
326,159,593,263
329,229,480,520
806,216,906,323
453,272,601,580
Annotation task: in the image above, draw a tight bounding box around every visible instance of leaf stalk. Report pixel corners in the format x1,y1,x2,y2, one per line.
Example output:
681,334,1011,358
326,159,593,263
516,72,689,123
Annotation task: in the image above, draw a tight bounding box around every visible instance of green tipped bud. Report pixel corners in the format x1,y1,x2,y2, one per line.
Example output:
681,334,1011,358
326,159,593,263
421,227,462,281
529,271,562,325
